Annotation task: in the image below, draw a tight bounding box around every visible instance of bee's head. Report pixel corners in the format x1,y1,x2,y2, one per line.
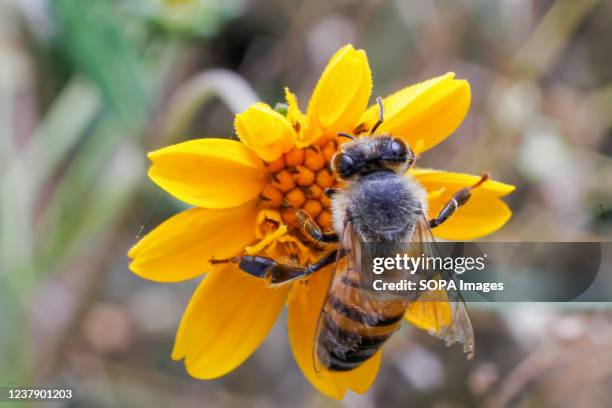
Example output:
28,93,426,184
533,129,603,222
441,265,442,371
331,135,415,180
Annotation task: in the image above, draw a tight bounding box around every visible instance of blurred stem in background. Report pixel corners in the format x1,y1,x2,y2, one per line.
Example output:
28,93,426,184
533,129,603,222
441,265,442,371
0,0,250,385
513,0,601,79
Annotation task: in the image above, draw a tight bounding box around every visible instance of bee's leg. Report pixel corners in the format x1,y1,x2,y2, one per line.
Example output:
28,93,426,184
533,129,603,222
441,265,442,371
296,209,339,243
210,255,276,278
211,250,340,285
265,249,340,285
324,187,340,198
429,174,489,228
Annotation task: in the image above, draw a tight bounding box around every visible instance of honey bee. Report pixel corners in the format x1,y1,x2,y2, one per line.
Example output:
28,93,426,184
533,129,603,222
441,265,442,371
217,98,484,372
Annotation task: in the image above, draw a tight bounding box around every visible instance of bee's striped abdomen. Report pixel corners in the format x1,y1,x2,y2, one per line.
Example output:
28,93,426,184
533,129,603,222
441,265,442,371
317,272,408,372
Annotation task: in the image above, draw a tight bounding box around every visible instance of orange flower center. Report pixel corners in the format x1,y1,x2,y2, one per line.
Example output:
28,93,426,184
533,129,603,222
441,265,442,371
259,136,341,238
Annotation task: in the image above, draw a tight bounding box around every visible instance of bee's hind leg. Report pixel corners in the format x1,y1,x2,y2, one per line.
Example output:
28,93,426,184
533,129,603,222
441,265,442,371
429,173,489,228
296,209,339,243
210,250,340,286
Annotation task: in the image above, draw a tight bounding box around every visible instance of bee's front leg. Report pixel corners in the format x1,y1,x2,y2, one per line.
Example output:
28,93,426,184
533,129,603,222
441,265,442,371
429,173,489,228
296,209,339,243
210,249,340,286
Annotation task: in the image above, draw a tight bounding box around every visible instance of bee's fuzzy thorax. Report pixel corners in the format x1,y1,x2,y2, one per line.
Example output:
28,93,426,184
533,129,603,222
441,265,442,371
331,170,427,242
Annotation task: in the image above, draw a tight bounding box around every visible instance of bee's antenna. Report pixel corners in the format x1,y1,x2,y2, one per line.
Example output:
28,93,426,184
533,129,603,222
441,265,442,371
337,132,357,141
471,173,490,189
369,96,384,135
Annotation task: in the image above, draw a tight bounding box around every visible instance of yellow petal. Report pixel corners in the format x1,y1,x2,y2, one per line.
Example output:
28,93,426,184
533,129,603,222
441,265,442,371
359,73,470,154
173,264,290,379
285,88,306,131
244,209,288,255
307,44,372,138
411,169,515,240
334,351,382,394
288,268,344,399
148,138,267,209
245,224,288,255
128,202,257,282
404,290,452,333
235,102,296,162
287,266,381,399
253,208,283,239
285,87,313,148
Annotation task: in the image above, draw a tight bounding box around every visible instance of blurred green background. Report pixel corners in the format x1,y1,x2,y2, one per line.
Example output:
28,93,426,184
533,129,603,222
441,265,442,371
1,0,612,406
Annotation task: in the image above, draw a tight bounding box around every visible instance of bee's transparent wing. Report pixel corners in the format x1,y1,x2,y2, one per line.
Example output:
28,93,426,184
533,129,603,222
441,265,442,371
312,221,361,375
312,221,405,375
405,215,475,359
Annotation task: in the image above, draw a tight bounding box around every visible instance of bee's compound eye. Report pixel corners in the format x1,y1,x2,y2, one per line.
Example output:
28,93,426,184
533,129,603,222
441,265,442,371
389,140,406,158
335,153,357,178
381,138,411,165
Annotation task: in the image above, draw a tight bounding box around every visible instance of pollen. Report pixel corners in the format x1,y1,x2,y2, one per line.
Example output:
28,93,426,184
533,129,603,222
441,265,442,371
281,207,297,226
302,199,322,218
261,136,340,236
266,155,286,173
285,149,304,166
304,146,326,171
321,139,337,162
285,188,306,208
294,166,315,186
304,184,323,198
315,168,334,188
260,184,283,207
316,210,333,230
273,169,295,192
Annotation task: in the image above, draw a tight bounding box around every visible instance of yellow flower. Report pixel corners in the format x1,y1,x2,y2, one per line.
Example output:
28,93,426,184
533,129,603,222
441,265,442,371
128,44,515,399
